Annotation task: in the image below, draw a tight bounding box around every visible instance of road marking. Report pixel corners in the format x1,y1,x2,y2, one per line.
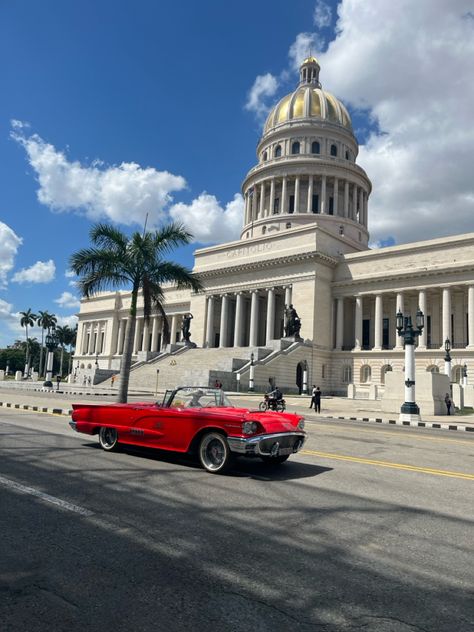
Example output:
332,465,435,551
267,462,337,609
0,475,93,516
308,422,474,446
301,450,474,480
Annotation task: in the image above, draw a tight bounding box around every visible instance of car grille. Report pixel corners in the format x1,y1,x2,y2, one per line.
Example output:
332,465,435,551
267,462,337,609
259,435,303,454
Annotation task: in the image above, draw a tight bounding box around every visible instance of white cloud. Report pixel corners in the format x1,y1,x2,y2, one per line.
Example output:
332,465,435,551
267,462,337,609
56,314,78,329
313,1,332,28
245,73,279,119
54,291,80,309
12,259,56,284
169,193,244,244
289,33,319,71
316,0,474,244
64,269,75,278
11,130,187,228
0,222,22,288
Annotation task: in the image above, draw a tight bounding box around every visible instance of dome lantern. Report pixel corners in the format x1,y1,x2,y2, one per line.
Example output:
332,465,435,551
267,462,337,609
299,56,321,88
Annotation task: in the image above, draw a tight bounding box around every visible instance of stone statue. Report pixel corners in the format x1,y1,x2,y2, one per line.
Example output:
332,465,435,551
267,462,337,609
181,313,193,342
284,304,301,338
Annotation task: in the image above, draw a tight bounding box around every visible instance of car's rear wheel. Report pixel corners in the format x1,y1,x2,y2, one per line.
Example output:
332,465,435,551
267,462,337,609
260,455,290,465
199,432,234,474
99,426,119,451
259,401,268,412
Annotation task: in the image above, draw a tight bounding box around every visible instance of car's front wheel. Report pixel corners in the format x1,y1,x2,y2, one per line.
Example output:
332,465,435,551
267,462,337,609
260,455,290,465
199,432,234,474
99,426,119,451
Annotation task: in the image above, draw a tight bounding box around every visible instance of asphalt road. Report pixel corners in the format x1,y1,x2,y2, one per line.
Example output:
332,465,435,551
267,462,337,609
0,410,473,632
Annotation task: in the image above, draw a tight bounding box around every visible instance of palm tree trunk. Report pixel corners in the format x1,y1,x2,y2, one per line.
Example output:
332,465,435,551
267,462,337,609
59,346,64,376
24,324,29,377
39,329,45,377
117,288,138,403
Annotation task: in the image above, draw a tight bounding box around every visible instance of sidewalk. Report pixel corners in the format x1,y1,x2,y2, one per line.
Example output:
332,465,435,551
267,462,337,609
0,384,473,433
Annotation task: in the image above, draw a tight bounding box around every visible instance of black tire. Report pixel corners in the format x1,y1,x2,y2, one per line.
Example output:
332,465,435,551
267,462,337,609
259,401,268,412
99,426,119,451
260,455,290,465
276,401,286,412
198,432,234,474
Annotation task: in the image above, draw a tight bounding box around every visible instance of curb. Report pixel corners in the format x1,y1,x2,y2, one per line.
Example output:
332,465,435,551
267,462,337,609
0,401,72,417
307,413,474,432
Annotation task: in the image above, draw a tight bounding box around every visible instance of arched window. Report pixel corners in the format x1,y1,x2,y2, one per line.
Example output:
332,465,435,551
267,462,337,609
262,226,266,235
263,151,267,161
345,150,350,160
330,144,337,157
285,222,291,229
312,141,320,154
452,365,463,383
87,363,92,370
342,365,352,384
80,363,85,369
426,365,440,373
291,141,300,155
360,365,371,384
274,145,282,158
380,365,392,385
339,225,344,235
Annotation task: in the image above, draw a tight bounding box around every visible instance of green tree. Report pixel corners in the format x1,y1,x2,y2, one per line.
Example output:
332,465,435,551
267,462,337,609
70,222,202,402
55,325,69,377
19,308,37,377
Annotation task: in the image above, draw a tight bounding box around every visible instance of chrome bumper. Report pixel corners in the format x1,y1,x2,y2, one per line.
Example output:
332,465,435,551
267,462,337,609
227,432,306,457
69,420,77,431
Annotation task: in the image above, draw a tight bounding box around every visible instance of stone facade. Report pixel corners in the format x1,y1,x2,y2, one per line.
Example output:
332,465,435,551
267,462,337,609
73,58,474,394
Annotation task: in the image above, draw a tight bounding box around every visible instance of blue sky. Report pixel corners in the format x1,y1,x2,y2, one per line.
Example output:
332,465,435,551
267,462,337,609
0,0,473,347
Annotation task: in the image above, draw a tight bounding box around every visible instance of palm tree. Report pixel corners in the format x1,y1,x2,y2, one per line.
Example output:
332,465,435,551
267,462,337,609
19,308,37,377
66,324,77,376
55,325,69,377
70,222,202,403
37,311,57,377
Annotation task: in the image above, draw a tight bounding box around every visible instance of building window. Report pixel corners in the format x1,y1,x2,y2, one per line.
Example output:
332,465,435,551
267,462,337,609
452,366,463,383
273,197,280,214
328,197,334,215
322,364,326,379
380,364,392,385
427,365,440,373
289,195,295,213
362,319,370,349
330,144,337,157
312,141,320,154
312,194,319,213
275,145,282,158
339,225,344,235
360,365,371,383
358,231,362,242
342,365,352,383
262,226,266,235
451,313,455,345
291,141,300,155
286,222,291,229
345,150,351,160
263,151,267,161
383,318,390,348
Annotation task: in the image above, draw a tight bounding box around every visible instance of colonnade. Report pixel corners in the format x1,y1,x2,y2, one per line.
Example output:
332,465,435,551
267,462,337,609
334,285,474,351
205,286,293,348
81,321,107,355
244,176,368,227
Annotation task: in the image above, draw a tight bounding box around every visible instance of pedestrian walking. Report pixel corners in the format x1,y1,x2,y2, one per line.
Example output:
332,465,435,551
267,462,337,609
309,385,317,409
313,386,322,413
111,374,116,388
87,376,91,387
445,392,452,415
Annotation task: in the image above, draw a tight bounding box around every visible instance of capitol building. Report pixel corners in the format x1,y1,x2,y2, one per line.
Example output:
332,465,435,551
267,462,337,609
74,57,474,395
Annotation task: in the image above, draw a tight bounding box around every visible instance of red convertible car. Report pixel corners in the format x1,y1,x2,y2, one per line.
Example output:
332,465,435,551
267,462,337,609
69,386,306,474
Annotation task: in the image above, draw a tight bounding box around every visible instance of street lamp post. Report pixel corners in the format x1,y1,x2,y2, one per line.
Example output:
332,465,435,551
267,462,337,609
463,363,468,387
248,352,255,392
236,373,241,392
44,332,59,387
444,338,452,381
155,369,160,397
396,308,424,422
302,360,308,395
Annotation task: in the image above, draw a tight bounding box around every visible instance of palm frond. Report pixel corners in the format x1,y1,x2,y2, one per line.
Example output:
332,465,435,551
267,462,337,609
90,223,128,252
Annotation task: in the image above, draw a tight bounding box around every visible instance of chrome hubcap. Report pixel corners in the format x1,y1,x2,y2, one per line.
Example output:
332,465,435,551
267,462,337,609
201,436,226,470
101,428,116,448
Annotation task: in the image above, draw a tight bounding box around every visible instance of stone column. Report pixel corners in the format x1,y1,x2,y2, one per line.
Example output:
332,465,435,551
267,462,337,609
87,324,94,354
133,318,141,354
251,187,257,221
344,181,349,218
234,293,244,347
307,175,313,213
170,314,178,344
244,193,249,225
284,286,292,307
374,294,383,350
418,289,427,349
219,295,229,348
364,192,368,226
266,288,275,343
359,188,364,224
321,175,327,214
334,178,339,215
294,177,300,213
281,177,287,214
115,320,123,354
269,178,275,217
468,286,474,348
249,291,259,347
355,296,363,350
336,297,344,350
151,316,159,351
142,321,149,351
206,296,215,348
259,182,265,218
442,287,451,346
395,292,404,349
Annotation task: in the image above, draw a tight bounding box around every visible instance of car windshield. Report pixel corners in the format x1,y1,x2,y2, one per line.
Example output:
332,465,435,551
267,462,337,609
162,387,234,409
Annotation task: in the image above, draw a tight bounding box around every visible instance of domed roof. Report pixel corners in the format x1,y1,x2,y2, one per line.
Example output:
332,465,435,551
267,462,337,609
263,58,352,134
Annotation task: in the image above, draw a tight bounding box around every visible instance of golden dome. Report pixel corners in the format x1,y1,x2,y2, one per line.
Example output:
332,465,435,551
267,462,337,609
302,55,319,65
264,85,352,133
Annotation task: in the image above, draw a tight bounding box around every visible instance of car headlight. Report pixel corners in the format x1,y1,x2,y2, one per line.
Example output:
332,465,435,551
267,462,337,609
242,421,258,435
297,419,305,430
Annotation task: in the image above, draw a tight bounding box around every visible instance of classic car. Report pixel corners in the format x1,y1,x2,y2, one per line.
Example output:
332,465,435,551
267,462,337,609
69,386,306,474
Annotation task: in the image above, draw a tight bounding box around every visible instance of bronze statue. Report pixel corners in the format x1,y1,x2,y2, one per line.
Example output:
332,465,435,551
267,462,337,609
284,304,301,338
181,313,193,342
